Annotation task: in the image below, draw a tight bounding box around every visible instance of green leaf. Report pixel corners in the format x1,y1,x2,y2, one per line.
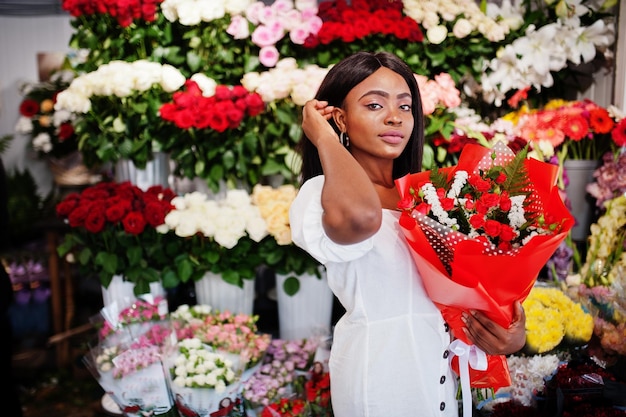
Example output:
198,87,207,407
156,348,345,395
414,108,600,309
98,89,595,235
95,252,118,274
283,276,301,296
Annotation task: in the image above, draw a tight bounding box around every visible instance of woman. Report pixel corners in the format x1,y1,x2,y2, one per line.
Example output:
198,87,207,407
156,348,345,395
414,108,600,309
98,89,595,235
289,51,526,416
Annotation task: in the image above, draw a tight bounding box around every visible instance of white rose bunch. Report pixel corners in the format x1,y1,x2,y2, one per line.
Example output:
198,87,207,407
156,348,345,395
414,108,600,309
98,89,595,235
171,337,236,392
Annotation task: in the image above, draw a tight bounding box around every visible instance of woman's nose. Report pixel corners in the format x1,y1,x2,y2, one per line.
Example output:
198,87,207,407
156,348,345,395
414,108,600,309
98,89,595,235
386,112,401,125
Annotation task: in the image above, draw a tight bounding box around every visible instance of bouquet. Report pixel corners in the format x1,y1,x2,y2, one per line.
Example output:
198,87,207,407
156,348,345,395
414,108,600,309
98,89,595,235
84,323,176,417
395,142,573,398
165,337,240,417
14,69,78,160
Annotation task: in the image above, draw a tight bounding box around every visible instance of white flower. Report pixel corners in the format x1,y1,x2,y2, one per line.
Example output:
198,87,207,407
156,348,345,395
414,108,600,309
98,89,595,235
452,18,473,39
32,132,52,153
426,25,448,44
14,116,33,134
190,73,218,97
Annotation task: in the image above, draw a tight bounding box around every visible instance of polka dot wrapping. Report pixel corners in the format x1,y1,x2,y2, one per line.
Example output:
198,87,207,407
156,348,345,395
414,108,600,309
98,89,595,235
474,141,515,175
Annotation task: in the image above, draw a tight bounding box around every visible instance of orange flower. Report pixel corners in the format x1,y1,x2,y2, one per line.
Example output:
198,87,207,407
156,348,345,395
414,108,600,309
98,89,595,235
562,112,589,141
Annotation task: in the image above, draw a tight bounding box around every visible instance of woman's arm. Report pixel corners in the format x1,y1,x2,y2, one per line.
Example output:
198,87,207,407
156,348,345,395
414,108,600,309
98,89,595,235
301,99,382,245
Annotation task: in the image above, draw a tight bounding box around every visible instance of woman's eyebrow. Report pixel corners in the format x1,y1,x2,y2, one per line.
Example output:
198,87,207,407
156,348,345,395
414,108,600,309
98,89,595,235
359,90,412,100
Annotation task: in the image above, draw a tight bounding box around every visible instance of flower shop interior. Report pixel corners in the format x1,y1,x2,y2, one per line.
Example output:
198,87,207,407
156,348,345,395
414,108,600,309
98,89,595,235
1,0,626,417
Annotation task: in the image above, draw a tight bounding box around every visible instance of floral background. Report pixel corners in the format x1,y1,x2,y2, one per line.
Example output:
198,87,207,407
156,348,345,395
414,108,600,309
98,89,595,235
2,1,626,416
39,0,620,189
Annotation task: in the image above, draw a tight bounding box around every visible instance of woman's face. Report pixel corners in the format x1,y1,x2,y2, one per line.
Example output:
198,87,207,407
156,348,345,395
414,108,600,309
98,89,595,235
334,67,414,164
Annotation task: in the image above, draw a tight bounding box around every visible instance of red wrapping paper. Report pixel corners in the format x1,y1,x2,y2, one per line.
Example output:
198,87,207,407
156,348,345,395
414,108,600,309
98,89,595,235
396,144,574,389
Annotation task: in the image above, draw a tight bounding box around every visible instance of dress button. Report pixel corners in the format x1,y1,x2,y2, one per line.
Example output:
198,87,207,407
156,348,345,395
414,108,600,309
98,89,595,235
440,375,446,384
440,402,446,411
444,323,450,332
443,350,449,359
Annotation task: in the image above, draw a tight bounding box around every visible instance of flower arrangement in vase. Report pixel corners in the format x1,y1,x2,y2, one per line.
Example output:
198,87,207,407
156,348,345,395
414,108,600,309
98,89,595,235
55,181,184,295
15,69,77,160
507,99,626,163
157,75,268,192
251,183,322,295
158,188,270,288
171,304,271,377
54,59,187,169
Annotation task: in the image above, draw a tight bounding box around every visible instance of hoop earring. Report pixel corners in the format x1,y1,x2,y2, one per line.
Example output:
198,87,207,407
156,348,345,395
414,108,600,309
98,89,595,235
340,131,350,147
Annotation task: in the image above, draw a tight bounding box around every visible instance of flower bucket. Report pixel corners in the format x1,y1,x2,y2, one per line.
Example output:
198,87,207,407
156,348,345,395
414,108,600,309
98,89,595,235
563,159,598,242
275,268,333,341
194,272,255,315
115,151,171,191
47,151,100,186
101,275,166,311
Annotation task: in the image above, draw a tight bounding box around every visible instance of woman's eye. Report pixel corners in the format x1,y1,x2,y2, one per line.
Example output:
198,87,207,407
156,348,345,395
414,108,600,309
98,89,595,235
367,103,382,110
400,104,412,111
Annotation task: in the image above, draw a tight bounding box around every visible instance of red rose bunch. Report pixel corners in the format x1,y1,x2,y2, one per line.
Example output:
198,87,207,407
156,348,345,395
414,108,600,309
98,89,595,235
56,181,183,295
56,181,175,235
62,0,162,27
305,365,332,413
305,0,423,47
261,398,307,417
398,144,563,253
159,80,265,133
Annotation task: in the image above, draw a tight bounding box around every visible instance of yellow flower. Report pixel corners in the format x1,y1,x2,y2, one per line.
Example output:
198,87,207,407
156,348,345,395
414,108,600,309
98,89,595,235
251,184,297,245
523,286,594,353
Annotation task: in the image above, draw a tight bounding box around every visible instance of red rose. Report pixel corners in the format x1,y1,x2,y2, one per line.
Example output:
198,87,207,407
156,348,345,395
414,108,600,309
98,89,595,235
397,195,414,211
56,194,80,216
499,224,516,242
483,219,502,237
245,93,265,116
499,193,512,211
479,193,500,209
468,174,491,192
84,208,106,233
68,204,91,228
207,111,229,133
122,211,147,235
469,214,485,229
106,201,130,223
143,201,169,227
440,197,455,211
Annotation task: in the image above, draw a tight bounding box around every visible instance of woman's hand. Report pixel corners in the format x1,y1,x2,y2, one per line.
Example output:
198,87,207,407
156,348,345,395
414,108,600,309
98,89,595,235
301,99,337,148
461,300,526,355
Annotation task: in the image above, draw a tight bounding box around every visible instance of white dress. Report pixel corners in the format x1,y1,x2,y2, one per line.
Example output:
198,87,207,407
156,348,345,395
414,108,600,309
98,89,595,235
289,175,459,417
